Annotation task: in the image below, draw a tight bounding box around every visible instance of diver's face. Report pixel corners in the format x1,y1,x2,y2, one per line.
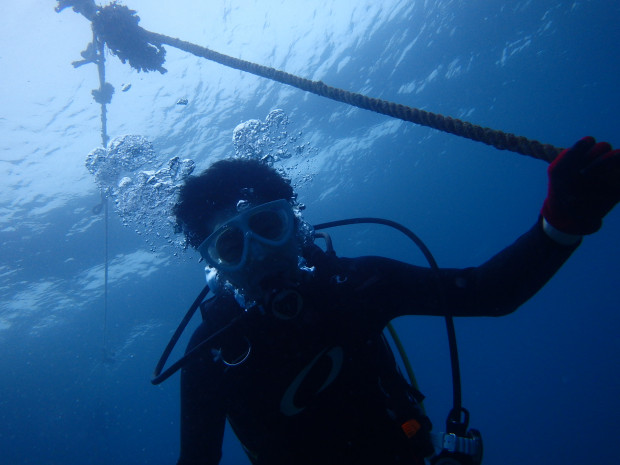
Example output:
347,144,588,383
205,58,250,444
221,237,300,298
199,200,301,300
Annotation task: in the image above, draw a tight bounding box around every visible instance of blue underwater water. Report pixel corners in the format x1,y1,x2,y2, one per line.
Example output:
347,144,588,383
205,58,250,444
1,1,619,464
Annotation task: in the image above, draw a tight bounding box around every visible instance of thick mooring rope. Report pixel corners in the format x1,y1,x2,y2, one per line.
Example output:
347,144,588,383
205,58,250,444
146,30,562,163
58,1,563,162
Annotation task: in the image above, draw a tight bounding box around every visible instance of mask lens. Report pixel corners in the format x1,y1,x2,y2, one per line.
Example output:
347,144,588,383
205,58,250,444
214,227,245,265
248,210,285,240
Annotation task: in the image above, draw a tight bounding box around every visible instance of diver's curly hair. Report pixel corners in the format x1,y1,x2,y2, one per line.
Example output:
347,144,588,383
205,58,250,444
173,159,295,248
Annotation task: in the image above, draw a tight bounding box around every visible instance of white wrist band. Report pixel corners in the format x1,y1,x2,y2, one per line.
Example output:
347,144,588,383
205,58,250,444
542,217,582,246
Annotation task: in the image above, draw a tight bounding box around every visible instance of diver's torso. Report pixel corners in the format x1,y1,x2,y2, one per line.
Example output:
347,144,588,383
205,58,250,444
200,251,431,464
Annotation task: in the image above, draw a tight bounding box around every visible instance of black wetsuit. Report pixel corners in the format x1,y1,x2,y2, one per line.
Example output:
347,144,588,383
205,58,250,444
177,220,577,465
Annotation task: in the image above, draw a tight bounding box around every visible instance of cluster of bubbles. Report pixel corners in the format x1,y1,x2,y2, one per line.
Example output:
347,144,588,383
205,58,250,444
233,109,312,168
233,110,317,250
84,112,315,253
85,135,195,250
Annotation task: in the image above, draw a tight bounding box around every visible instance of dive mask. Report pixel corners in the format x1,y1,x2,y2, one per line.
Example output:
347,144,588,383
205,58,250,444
198,199,296,272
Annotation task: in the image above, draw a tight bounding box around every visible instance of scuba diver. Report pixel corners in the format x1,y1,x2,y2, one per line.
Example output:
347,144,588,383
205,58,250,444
168,137,619,465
